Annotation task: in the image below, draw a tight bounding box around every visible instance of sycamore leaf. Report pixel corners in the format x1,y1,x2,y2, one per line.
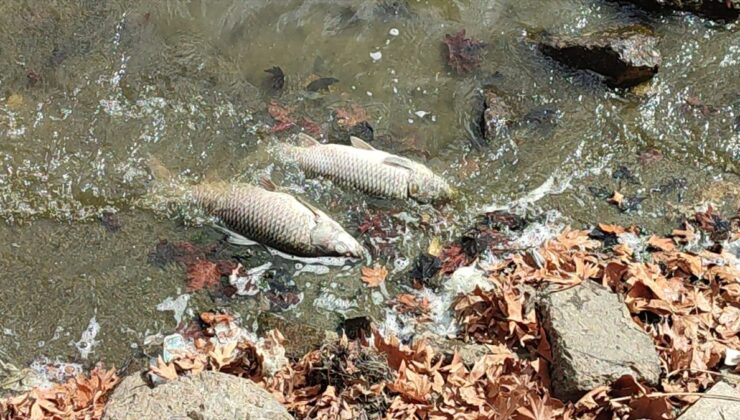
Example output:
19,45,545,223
361,265,388,288
647,235,677,252
151,356,178,381
209,341,237,370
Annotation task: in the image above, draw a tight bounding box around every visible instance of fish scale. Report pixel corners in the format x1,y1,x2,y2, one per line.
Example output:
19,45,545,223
190,182,318,256
296,144,409,199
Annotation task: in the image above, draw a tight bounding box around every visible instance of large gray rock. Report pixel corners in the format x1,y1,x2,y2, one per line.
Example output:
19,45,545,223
537,281,662,402
678,381,740,419
611,1,739,21
538,26,661,89
103,371,292,420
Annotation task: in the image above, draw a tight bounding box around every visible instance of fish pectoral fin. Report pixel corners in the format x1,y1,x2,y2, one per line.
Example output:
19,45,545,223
293,195,324,218
350,136,376,151
259,176,278,192
211,224,260,246
297,133,321,147
383,156,415,171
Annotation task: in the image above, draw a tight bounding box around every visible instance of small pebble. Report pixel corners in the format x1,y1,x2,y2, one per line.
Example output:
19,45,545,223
389,28,399,36
370,51,382,61
415,111,429,118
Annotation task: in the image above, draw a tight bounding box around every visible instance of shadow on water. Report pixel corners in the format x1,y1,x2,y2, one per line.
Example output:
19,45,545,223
0,0,738,368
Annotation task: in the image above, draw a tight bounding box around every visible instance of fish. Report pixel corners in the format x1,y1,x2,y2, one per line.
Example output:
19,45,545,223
146,158,365,259
189,178,365,258
284,134,455,203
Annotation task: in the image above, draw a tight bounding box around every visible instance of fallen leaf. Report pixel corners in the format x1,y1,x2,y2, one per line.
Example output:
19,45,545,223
443,30,485,74
361,265,388,287
609,191,624,206
151,356,178,381
427,237,442,257
186,260,221,291
647,235,677,252
335,103,369,128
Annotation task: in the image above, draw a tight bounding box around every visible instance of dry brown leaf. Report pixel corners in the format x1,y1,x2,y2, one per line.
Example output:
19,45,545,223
647,235,677,252
599,223,626,235
361,265,388,287
609,191,625,206
151,356,178,381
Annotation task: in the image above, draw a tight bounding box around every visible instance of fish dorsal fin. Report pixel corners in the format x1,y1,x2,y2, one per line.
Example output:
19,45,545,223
350,136,375,151
293,195,323,217
297,133,321,147
383,156,415,170
259,176,278,192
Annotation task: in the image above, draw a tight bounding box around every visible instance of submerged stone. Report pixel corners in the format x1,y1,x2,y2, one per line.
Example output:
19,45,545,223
103,371,291,420
538,26,661,89
610,0,740,21
537,281,662,402
482,89,514,142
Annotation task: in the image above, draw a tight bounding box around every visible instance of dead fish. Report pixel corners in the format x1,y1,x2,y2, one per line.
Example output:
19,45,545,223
285,134,455,203
190,178,364,258
147,159,364,259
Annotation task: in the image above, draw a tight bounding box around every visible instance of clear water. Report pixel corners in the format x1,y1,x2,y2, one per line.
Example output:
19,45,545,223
0,0,738,370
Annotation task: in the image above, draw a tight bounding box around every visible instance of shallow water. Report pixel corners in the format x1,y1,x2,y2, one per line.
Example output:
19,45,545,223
0,0,738,371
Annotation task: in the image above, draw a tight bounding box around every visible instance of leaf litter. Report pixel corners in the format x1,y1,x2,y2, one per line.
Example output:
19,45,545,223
3,209,740,419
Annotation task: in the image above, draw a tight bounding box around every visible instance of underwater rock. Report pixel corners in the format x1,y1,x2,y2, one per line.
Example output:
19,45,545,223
537,281,662,402
538,26,661,89
610,0,739,21
103,371,291,420
482,89,514,142
338,314,373,340
264,66,285,92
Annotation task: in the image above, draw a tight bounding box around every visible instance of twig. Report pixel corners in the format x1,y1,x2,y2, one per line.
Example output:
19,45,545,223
611,391,740,404
666,367,740,381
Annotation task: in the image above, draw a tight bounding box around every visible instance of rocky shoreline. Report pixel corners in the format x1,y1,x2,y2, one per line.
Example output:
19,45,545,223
3,208,739,419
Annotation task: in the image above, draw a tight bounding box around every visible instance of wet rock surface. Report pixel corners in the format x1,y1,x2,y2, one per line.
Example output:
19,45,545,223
103,371,291,420
537,281,662,402
677,381,740,419
482,89,514,142
612,0,740,21
538,26,661,88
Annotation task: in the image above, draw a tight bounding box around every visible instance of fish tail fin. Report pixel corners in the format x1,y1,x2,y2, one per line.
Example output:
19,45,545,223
140,155,189,209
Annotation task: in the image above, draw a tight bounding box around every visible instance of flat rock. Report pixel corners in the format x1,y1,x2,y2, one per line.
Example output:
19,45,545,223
537,281,662,402
677,381,740,419
611,0,739,21
538,26,661,88
103,371,292,420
